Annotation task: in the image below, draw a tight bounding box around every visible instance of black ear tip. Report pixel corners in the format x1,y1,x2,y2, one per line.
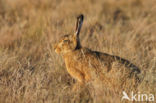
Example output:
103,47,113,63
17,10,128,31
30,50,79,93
77,14,84,20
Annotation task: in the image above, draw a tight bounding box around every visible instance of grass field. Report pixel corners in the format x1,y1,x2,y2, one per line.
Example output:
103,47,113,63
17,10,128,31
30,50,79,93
0,0,156,103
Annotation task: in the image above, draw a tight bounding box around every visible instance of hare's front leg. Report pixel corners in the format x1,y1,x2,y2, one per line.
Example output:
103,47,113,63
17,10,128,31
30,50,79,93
69,69,85,91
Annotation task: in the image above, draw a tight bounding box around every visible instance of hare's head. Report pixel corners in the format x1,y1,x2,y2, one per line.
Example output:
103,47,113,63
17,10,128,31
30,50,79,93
54,14,84,55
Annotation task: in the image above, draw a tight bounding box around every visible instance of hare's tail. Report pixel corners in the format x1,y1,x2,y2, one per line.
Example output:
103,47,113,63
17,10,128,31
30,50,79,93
113,55,142,83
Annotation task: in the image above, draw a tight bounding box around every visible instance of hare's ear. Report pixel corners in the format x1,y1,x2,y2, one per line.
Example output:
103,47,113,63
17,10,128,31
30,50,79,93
75,14,84,37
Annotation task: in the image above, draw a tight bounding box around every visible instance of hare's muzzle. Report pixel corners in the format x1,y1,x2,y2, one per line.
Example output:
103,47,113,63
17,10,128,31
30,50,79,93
53,44,61,54
53,44,57,51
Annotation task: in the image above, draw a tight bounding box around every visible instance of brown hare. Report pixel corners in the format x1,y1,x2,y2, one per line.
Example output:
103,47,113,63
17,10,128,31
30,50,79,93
54,14,141,90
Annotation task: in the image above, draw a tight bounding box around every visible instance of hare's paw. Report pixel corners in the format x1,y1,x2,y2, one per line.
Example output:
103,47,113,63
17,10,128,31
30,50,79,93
72,82,84,92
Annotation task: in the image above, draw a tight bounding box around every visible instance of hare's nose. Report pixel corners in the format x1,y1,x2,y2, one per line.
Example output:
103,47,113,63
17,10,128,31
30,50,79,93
53,44,57,50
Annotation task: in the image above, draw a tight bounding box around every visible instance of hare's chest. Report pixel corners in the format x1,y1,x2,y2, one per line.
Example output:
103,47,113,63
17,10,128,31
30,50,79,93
64,56,92,82
65,56,87,71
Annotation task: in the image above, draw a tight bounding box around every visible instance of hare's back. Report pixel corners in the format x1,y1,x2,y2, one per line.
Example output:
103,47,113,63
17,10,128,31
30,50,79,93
91,51,140,74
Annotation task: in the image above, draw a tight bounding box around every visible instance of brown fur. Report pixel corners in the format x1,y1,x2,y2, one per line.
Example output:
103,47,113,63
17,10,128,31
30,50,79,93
54,14,140,90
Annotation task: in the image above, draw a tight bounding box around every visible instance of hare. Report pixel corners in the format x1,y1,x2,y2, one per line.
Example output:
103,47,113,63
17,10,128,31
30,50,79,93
54,14,141,90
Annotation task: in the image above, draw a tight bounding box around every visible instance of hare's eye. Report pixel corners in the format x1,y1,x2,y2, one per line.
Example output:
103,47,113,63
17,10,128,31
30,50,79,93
63,40,69,43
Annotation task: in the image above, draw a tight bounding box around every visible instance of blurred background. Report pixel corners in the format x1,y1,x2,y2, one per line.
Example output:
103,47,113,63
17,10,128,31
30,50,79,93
0,0,156,103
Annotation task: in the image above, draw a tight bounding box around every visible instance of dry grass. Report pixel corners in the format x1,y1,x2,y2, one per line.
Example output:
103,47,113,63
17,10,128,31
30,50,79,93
0,0,156,103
